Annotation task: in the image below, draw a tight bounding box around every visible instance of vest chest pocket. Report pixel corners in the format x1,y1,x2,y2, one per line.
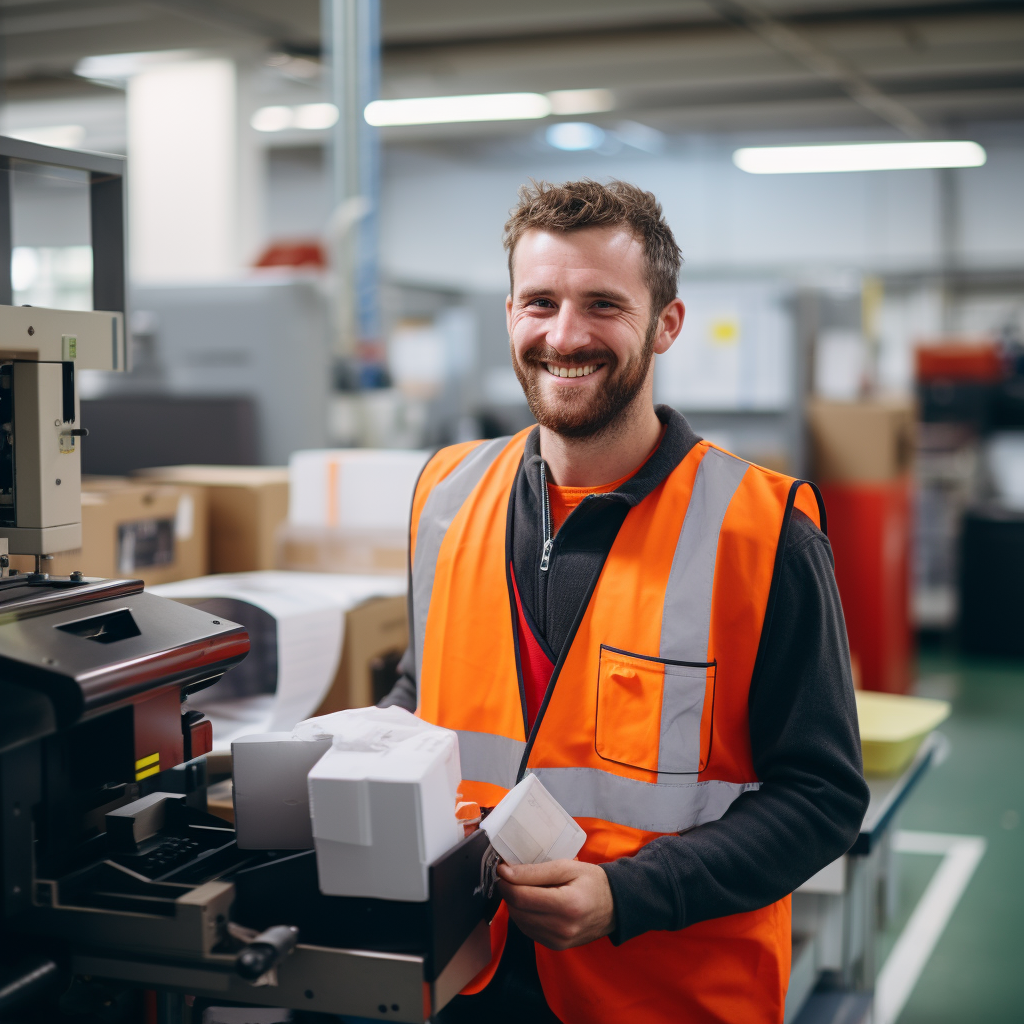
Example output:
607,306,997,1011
595,645,716,774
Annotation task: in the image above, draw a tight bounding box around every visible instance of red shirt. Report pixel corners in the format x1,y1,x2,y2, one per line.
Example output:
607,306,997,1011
510,464,649,731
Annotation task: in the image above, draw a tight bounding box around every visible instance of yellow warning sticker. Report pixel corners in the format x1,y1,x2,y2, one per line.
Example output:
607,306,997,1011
135,752,159,770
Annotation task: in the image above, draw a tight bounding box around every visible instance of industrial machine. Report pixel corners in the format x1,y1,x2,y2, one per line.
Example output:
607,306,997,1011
0,137,493,1024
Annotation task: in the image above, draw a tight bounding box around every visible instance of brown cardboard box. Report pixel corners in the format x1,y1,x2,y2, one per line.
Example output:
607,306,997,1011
807,398,916,483
276,524,406,576
314,595,409,713
10,478,207,583
134,466,289,574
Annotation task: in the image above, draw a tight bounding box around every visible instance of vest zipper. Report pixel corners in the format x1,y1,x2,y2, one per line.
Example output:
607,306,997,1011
539,460,553,572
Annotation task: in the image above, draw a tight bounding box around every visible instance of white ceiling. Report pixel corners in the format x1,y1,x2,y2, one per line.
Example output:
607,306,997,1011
0,0,1021,135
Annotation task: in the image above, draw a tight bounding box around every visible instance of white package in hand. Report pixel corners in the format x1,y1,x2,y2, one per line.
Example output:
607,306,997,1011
480,774,586,865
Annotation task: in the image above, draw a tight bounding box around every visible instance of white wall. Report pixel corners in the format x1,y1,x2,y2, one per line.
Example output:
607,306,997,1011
378,127,1024,292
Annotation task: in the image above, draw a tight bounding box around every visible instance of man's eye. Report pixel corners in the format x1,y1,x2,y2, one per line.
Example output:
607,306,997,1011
528,298,555,308
593,301,615,309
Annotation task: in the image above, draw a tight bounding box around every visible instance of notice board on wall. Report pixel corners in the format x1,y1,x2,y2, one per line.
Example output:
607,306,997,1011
654,280,793,411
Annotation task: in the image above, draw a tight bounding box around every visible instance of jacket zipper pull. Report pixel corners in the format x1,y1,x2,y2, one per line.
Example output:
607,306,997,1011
539,459,553,572
540,538,553,572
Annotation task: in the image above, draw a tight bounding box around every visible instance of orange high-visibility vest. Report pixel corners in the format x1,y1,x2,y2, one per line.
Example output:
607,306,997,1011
410,429,823,1024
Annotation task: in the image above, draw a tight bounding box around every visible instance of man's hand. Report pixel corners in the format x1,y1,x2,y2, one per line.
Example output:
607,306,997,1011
496,859,616,950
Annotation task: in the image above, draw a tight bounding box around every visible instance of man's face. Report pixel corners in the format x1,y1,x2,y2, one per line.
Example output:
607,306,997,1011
506,225,677,439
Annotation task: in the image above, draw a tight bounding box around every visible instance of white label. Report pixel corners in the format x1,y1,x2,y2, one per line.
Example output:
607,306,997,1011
175,494,194,540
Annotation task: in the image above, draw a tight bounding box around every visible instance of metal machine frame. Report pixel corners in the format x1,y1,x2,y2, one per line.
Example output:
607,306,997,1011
0,134,126,317
0,139,492,1024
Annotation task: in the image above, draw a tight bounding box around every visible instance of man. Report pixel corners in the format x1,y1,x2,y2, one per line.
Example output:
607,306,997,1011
382,179,868,1024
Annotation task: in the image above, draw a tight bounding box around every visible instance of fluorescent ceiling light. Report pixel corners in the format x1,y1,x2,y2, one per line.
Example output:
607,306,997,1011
252,106,293,132
75,50,198,84
292,103,339,130
547,89,614,115
4,125,87,150
733,141,987,174
251,103,339,132
546,122,606,151
364,92,551,126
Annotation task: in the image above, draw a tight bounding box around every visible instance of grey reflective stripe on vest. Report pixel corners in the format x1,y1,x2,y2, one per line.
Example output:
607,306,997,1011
528,767,759,834
455,730,526,790
660,447,749,663
657,447,749,775
412,436,510,687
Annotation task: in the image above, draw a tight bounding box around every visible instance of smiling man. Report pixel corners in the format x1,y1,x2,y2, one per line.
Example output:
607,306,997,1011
382,180,868,1024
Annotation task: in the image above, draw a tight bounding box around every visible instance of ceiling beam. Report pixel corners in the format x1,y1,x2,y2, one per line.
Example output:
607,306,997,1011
141,0,313,49
706,0,931,137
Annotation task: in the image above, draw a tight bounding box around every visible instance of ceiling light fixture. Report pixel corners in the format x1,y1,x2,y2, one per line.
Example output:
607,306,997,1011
733,140,987,174
251,103,339,132
291,102,339,130
74,50,199,85
364,92,551,127
547,89,615,115
546,122,606,151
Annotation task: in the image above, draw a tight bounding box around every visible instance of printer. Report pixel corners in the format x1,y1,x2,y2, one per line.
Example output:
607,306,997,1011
0,136,493,1024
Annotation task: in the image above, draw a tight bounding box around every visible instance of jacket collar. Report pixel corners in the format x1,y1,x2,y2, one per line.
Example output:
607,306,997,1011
521,405,702,507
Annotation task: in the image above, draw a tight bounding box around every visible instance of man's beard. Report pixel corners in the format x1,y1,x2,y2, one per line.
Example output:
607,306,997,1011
511,317,658,440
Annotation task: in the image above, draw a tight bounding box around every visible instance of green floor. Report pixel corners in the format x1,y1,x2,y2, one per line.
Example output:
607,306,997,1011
878,649,1024,1022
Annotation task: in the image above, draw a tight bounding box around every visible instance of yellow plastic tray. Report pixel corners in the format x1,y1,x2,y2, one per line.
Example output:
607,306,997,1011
856,690,951,776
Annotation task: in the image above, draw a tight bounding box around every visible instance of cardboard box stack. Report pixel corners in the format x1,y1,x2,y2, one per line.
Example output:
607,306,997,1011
10,477,207,584
807,398,916,695
134,465,289,573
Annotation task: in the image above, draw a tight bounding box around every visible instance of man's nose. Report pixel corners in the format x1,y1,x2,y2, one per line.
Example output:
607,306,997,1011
546,303,590,354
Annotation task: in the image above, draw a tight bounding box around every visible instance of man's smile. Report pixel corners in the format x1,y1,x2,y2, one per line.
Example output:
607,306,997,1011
544,362,602,379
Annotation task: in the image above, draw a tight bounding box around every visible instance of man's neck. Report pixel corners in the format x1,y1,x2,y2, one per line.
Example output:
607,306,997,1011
538,400,664,487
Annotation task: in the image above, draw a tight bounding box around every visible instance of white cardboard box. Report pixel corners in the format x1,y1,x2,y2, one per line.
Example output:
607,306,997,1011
480,773,586,865
306,708,463,902
287,449,429,530
231,707,464,902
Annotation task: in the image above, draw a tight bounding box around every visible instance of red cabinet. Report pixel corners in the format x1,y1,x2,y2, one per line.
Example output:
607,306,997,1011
818,477,914,694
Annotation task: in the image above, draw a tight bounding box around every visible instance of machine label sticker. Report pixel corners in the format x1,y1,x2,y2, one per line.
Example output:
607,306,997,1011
118,518,175,573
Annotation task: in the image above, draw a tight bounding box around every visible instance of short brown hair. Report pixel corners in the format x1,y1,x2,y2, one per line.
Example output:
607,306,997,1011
503,179,682,314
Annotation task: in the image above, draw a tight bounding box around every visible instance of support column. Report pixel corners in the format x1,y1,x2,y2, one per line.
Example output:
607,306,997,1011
127,58,239,283
937,165,960,334
0,158,12,306
321,0,382,374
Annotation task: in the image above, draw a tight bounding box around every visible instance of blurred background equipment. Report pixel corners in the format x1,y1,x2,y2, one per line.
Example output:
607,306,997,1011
83,278,332,467
808,396,916,694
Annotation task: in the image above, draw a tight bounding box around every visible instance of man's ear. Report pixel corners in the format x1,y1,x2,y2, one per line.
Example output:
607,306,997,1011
506,294,514,335
653,298,685,355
